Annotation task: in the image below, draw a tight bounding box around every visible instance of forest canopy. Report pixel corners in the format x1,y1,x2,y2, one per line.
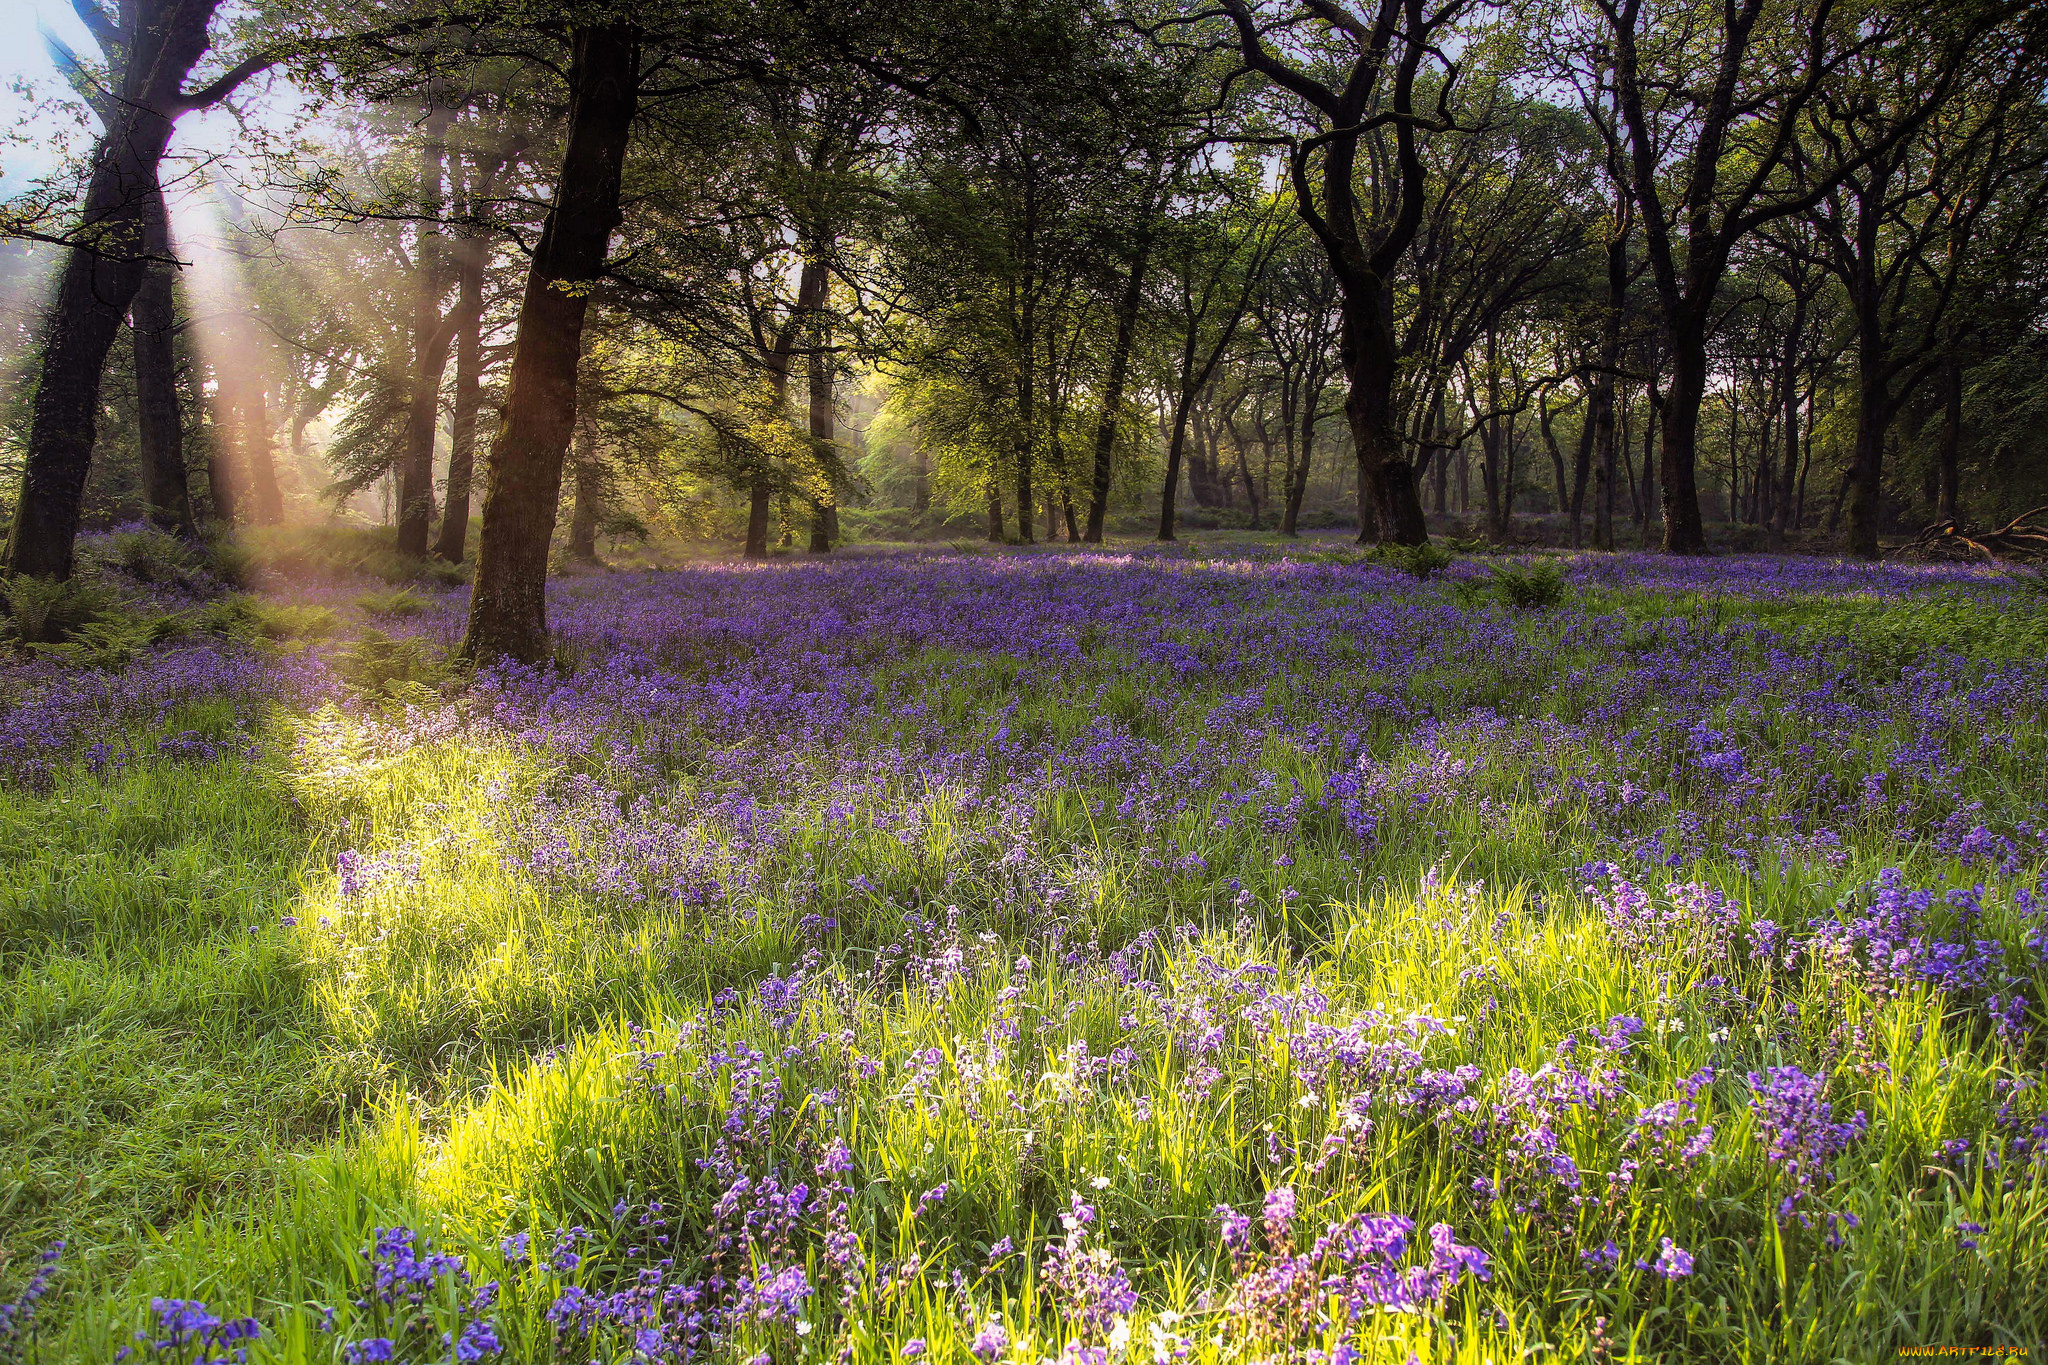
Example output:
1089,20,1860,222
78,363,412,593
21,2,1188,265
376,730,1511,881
2,0,2046,658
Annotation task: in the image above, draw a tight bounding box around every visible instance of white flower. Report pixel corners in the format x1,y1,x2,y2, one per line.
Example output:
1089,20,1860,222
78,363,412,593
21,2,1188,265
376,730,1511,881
1091,1175,1111,1190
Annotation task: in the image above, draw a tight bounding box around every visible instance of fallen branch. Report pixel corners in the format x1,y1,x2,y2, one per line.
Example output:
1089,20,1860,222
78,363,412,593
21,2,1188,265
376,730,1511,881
1888,506,2048,564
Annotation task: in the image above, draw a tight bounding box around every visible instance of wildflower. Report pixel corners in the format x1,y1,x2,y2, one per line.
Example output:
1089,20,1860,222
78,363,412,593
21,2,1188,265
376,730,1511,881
1748,1067,1867,1219
0,1242,62,1356
1636,1238,1695,1279
1263,1185,1298,1241
453,1320,501,1361
971,1321,1011,1361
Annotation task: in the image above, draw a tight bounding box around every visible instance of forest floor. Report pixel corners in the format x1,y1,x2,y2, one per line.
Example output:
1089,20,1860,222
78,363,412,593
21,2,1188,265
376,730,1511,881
2,526,2045,1364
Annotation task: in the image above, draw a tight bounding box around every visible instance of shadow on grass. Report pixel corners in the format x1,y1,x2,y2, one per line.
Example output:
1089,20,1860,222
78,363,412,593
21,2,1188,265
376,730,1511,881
0,744,342,1280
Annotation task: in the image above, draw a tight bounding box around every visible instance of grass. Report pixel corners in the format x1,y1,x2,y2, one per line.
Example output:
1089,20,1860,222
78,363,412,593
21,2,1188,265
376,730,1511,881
0,541,2042,1363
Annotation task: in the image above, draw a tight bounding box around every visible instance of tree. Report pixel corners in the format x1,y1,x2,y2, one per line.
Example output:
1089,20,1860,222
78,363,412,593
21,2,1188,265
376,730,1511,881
1798,27,2048,556
1215,0,1467,546
460,23,640,665
6,0,275,577
1575,0,1999,553
1153,183,1288,541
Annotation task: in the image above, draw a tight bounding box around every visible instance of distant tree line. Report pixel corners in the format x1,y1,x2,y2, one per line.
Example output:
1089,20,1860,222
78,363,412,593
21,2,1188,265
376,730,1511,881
2,0,2045,659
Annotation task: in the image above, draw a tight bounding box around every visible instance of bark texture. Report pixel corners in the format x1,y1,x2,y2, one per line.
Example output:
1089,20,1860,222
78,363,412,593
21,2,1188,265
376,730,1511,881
460,25,639,666
6,0,225,577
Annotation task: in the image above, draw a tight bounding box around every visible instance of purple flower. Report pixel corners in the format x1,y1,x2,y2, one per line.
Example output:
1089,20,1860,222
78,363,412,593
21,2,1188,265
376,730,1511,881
1636,1238,1694,1279
1262,1185,1298,1240
971,1321,1010,1360
1748,1067,1867,1218
454,1319,501,1361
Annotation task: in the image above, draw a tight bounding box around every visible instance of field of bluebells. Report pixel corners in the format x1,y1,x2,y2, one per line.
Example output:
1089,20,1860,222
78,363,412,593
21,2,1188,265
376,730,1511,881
2,530,2046,1364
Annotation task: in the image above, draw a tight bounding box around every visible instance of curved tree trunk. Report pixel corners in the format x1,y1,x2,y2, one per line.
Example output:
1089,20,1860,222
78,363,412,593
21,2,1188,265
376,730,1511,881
134,189,194,536
432,234,487,563
397,110,452,558
1083,243,1148,543
460,25,639,666
5,0,246,576
1156,395,1195,542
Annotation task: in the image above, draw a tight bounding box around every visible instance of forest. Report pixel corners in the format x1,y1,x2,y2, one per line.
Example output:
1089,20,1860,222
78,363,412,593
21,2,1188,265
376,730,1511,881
0,0,2046,1361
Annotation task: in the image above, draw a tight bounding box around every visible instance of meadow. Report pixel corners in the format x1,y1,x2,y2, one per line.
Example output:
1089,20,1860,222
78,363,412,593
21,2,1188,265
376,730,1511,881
1,528,2045,1364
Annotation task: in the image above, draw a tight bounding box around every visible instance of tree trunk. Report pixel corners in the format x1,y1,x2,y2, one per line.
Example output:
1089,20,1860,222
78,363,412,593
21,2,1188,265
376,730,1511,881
1343,299,1426,546
1014,288,1036,545
1771,297,1806,545
567,429,601,564
1935,352,1962,525
1657,322,1710,553
459,24,639,666
239,380,284,524
911,446,930,516
746,478,773,557
1639,379,1659,545
1844,362,1890,560
4,0,222,578
806,241,837,553
1156,392,1195,542
1794,376,1816,530
985,478,1005,542
1185,408,1215,510
1589,373,1616,551
397,109,452,558
1477,346,1508,543
133,189,194,536
1456,435,1469,517
1279,372,1319,537
1085,219,1154,544
432,230,488,563
1570,394,1597,548
196,353,239,526
1225,410,1262,528
807,301,835,553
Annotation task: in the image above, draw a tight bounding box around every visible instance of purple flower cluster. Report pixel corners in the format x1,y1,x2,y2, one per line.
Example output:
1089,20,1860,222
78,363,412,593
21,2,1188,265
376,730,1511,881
1042,1198,1137,1341
1810,873,2025,1027
1748,1067,1868,1221
1583,865,1738,966
337,1228,500,1365
0,1244,62,1360
128,1298,261,1365
1213,1187,1489,1344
